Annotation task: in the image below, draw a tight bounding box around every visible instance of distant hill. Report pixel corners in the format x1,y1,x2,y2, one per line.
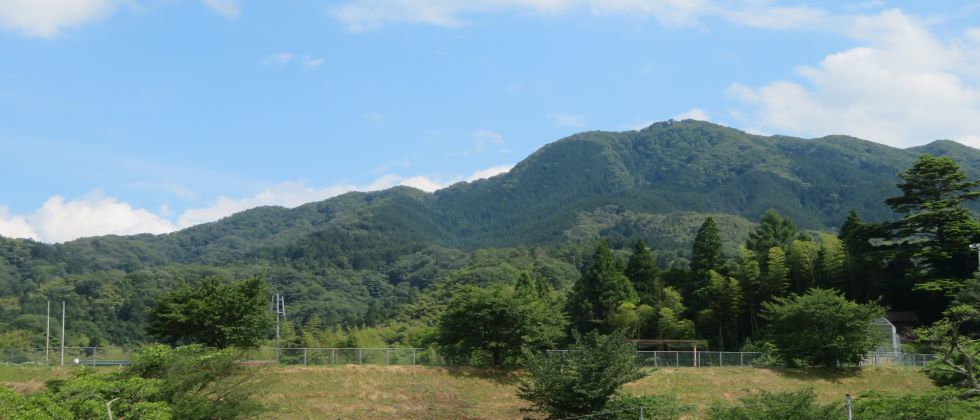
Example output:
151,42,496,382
50,120,980,265
2,120,979,342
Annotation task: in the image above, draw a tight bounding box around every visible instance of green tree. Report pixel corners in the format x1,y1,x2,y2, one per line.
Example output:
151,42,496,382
514,272,538,299
698,270,743,350
882,155,980,290
567,242,638,333
691,217,723,274
817,233,846,291
788,239,820,293
147,277,273,348
438,285,566,367
733,247,764,336
517,330,646,418
761,288,885,367
915,305,980,397
764,247,789,298
625,239,660,305
746,210,797,263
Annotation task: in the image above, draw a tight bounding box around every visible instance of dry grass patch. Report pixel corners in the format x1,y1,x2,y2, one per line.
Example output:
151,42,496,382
255,365,526,419
625,366,936,411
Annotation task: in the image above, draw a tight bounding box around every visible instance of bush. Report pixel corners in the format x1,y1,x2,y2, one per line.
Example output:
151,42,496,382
707,387,842,420
0,345,263,420
604,393,693,419
518,330,646,418
853,389,980,420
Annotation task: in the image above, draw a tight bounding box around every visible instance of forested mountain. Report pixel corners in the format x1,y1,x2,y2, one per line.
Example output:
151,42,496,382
2,120,979,346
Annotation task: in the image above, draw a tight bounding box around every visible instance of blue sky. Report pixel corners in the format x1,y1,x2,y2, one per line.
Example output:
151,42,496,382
2,0,980,242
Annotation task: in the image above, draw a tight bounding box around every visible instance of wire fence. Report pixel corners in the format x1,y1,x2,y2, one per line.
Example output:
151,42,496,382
0,347,935,368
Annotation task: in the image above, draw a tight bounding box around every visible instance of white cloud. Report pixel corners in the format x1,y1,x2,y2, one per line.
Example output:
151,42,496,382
469,129,505,154
728,10,980,148
177,165,514,227
0,192,175,243
0,165,516,242
673,108,710,121
201,0,239,18
548,112,586,129
0,0,114,37
0,207,37,240
329,0,833,32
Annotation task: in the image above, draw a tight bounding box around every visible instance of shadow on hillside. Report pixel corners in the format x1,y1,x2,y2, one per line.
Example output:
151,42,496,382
763,366,862,383
440,366,522,385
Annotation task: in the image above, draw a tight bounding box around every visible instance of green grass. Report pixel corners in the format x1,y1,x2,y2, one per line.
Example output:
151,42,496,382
0,364,936,419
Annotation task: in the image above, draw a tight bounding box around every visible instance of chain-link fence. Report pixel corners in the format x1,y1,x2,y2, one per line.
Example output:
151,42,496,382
0,347,132,366
0,347,936,368
548,350,935,368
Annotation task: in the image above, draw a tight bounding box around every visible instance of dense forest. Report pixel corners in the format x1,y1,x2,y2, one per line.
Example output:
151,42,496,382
1,120,979,350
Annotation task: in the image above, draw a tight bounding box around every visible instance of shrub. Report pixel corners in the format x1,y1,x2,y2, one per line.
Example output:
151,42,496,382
707,387,842,420
518,330,646,418
604,393,693,419
853,389,980,420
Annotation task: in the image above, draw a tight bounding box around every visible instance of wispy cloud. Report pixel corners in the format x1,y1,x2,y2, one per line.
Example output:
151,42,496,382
301,55,325,69
201,0,240,19
263,52,295,65
263,52,325,70
673,108,710,121
329,0,830,32
548,112,586,129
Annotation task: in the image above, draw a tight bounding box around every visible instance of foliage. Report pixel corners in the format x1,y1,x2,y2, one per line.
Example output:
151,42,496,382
745,210,797,262
915,305,980,396
691,217,723,274
881,154,980,289
437,285,566,367
517,330,646,419
148,277,273,348
761,289,885,367
603,393,694,419
706,387,842,420
625,239,660,305
0,345,261,420
567,242,638,333
697,270,742,350
853,389,980,420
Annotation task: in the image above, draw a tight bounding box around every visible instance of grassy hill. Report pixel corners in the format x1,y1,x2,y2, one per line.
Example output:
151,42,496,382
0,365,937,419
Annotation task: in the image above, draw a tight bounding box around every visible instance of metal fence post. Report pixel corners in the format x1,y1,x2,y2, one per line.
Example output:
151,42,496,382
332,348,336,365
412,349,417,365
720,352,724,367
385,349,389,366
304,348,308,366
358,348,363,364
845,394,852,420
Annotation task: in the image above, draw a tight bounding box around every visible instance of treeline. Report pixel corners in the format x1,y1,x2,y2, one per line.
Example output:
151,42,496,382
294,154,979,363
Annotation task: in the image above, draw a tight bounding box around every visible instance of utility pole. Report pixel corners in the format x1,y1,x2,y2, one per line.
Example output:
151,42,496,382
60,301,65,367
45,300,50,365
273,293,286,365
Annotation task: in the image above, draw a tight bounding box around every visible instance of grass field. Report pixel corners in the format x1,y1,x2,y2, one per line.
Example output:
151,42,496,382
0,364,936,419
254,365,935,418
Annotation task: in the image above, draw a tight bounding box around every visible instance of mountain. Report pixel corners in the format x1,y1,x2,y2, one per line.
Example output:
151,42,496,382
2,120,979,344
